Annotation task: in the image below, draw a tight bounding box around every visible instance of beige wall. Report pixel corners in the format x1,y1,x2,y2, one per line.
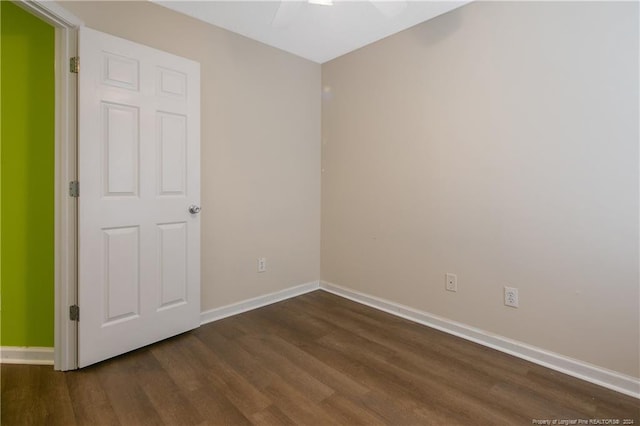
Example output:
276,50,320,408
63,1,321,310
321,1,639,377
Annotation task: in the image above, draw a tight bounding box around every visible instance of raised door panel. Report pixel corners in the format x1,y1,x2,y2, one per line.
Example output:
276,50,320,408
102,226,140,325
157,112,186,196
157,222,187,310
102,103,139,196
102,53,139,91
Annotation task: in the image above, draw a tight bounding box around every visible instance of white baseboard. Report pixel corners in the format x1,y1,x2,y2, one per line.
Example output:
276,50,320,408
200,280,320,325
1,347,54,365
319,281,640,399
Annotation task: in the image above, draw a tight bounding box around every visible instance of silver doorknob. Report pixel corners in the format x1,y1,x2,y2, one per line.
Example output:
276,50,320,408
188,205,201,214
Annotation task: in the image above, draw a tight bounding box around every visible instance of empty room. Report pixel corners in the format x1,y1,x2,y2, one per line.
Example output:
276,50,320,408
1,0,638,424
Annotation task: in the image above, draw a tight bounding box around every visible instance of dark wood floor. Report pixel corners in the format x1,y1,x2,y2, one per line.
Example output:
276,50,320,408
2,291,639,425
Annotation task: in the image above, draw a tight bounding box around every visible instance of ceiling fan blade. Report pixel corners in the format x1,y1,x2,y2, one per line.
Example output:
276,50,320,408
271,1,304,28
370,0,407,18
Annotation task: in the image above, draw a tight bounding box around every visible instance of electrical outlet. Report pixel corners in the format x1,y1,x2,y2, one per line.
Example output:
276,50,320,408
257,257,267,273
504,286,519,308
445,273,457,292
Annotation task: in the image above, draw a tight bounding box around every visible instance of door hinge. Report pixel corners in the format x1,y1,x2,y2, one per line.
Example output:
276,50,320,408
69,181,79,197
70,56,79,73
70,305,80,321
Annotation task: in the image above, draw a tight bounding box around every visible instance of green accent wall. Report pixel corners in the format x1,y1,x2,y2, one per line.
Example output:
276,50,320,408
1,1,55,347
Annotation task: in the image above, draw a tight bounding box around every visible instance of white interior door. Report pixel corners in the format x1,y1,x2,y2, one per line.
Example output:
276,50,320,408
78,27,201,368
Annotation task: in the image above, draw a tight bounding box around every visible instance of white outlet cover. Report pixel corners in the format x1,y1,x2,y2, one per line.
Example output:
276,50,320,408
445,273,457,292
504,286,519,308
257,257,267,273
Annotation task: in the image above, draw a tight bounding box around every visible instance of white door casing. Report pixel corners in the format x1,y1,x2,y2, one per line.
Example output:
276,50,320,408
14,0,83,371
78,27,200,367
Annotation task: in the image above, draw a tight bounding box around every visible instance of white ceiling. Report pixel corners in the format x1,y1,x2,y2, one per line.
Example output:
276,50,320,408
152,1,470,63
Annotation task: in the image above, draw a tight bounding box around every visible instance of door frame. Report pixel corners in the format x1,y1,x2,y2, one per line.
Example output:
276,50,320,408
15,0,83,370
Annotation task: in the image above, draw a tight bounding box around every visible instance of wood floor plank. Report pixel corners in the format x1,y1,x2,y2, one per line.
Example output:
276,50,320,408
355,389,448,425
183,386,253,426
250,333,371,398
249,404,297,426
35,366,76,426
94,355,166,426
192,326,279,391
260,377,341,425
235,334,335,403
318,393,387,426
2,290,638,426
1,366,49,425
133,349,207,425
149,334,254,425
490,380,589,421
182,334,272,417
297,333,459,424
65,368,120,426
